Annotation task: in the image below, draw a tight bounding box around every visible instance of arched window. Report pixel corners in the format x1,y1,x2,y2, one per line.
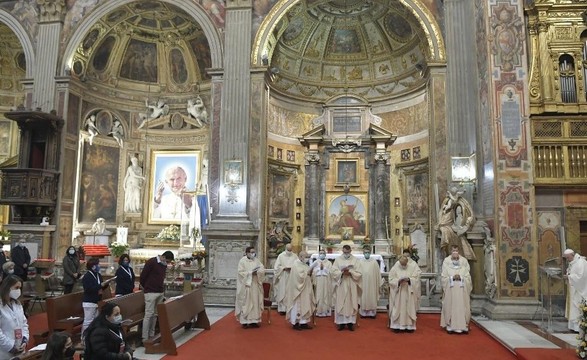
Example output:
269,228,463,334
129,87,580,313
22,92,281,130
559,54,577,103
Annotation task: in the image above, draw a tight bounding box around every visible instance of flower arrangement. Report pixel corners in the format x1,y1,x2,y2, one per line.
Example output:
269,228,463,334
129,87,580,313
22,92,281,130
192,250,207,260
0,230,10,240
577,300,587,359
157,225,181,242
109,241,129,258
321,238,336,248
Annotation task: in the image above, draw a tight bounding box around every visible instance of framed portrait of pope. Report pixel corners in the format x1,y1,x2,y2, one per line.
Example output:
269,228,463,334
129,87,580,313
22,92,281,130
148,150,200,224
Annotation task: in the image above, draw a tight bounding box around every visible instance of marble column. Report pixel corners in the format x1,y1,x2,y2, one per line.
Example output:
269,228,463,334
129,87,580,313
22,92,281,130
304,152,322,241
372,152,390,242
32,0,65,112
444,0,478,159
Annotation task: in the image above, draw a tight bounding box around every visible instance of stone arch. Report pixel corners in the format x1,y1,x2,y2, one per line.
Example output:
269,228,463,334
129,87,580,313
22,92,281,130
252,0,446,65
0,9,35,78
60,0,223,76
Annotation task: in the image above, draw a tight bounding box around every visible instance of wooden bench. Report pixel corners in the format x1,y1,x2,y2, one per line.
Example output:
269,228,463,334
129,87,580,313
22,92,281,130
46,291,84,337
144,289,210,355
100,291,145,335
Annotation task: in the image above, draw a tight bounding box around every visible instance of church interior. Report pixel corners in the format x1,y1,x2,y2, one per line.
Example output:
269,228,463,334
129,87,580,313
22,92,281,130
0,0,585,359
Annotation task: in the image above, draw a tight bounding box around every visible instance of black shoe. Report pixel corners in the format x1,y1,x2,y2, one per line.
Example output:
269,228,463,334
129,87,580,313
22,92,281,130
392,329,400,333
370,316,377,319
242,324,249,329
338,324,345,331
279,311,286,315
293,323,302,331
406,329,415,333
347,323,354,331
250,323,260,328
300,324,311,330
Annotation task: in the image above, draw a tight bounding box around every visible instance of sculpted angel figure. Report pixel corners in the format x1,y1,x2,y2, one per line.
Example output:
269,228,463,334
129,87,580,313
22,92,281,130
187,96,208,128
85,114,99,145
435,187,476,260
109,119,124,148
138,99,169,129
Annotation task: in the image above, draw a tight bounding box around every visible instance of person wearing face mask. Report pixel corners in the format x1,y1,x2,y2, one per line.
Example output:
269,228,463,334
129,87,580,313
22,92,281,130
62,246,81,294
311,249,333,317
332,245,362,331
83,303,133,360
41,331,75,360
11,240,30,282
388,255,421,332
284,251,315,330
82,257,115,338
358,246,382,319
236,247,265,328
440,245,472,334
0,275,29,359
140,250,174,342
115,254,135,297
273,243,297,315
2,262,15,279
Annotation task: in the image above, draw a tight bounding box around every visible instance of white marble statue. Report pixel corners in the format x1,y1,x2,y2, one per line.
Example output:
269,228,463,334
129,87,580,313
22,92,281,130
85,114,99,145
40,216,49,226
91,217,106,235
123,156,145,213
109,119,124,148
138,99,169,129
187,96,208,127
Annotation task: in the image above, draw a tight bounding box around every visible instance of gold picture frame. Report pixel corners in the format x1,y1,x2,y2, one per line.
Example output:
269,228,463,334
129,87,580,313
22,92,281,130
335,158,359,185
326,192,368,239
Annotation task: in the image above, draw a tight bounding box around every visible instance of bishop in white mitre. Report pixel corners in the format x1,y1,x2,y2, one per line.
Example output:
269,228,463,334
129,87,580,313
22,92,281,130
311,249,333,317
284,251,316,330
358,247,382,318
388,255,421,332
236,247,266,328
440,245,471,334
273,243,297,314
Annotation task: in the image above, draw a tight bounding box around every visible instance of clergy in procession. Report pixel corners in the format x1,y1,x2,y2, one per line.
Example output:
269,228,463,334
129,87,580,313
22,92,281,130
236,247,266,328
563,248,587,332
332,244,362,331
358,246,382,319
274,243,298,314
284,251,316,330
403,248,422,310
388,255,422,332
440,245,472,334
311,249,333,317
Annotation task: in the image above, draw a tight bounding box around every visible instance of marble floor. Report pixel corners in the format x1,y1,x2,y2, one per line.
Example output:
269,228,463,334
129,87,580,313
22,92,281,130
131,308,578,359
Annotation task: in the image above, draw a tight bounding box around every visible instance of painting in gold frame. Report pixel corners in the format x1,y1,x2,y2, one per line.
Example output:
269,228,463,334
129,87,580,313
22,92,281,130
326,192,368,239
148,150,200,224
335,158,359,185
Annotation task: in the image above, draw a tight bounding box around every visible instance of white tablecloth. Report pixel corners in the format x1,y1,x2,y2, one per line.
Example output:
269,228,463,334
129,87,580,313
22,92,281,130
310,253,385,272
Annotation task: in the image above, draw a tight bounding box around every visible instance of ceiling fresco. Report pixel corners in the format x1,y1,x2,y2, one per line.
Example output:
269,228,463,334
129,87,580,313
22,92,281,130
72,1,211,91
268,0,429,102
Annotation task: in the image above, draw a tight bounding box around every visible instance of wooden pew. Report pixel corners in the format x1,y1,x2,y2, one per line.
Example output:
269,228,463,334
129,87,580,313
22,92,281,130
144,289,210,355
45,291,84,336
100,291,145,335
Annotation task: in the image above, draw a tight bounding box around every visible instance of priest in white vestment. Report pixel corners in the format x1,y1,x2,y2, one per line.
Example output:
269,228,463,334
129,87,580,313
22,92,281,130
311,249,333,317
388,255,421,332
403,248,422,310
332,245,362,331
236,247,266,328
564,249,587,332
285,251,316,330
273,244,297,314
359,247,382,318
440,246,471,334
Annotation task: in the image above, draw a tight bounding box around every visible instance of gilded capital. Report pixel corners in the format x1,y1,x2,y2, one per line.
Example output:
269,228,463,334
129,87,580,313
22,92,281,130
537,21,549,33
37,0,65,23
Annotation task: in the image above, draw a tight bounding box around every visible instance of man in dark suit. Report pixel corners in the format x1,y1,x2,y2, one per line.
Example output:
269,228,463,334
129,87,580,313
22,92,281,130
0,241,7,269
12,239,31,281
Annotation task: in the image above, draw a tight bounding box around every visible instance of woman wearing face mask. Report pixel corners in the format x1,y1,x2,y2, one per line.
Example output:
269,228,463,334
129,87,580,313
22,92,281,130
115,254,135,297
41,331,75,360
83,302,133,360
81,257,112,338
0,275,29,359
62,246,80,294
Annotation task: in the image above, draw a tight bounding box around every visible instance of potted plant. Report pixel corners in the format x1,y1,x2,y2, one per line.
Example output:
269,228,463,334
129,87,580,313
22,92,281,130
109,241,129,259
0,230,11,241
321,238,336,254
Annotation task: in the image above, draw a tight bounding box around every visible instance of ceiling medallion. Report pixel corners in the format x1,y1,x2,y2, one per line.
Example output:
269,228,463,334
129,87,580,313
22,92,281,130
331,136,362,153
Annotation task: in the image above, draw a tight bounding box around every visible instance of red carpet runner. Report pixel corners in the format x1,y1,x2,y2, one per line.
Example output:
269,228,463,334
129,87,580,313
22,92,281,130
164,312,517,360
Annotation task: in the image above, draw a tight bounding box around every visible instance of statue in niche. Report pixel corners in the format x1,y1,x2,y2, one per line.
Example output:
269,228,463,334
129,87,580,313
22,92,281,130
138,99,169,129
85,114,99,145
267,221,292,255
434,186,476,260
481,222,497,299
187,96,209,128
123,156,145,213
109,119,124,148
